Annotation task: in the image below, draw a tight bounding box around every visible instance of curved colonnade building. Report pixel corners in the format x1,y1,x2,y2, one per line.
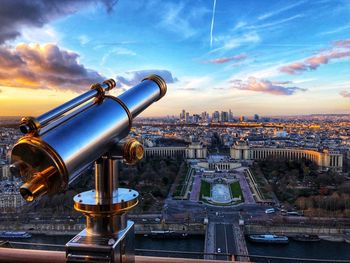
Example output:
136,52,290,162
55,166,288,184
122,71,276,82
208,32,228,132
230,140,343,171
144,140,343,172
144,141,207,159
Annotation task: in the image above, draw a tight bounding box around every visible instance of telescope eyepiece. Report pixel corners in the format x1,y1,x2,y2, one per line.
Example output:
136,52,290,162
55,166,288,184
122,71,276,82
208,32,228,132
19,124,30,134
19,166,56,202
19,117,41,135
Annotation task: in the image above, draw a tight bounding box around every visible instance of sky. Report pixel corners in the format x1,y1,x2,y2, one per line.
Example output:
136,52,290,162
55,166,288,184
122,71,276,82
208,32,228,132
0,0,349,117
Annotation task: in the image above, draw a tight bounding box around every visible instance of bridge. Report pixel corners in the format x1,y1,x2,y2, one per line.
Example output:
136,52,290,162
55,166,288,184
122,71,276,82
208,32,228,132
205,221,249,262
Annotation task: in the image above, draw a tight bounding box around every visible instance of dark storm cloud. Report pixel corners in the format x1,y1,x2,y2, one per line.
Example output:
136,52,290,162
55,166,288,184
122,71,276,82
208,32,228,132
0,0,118,44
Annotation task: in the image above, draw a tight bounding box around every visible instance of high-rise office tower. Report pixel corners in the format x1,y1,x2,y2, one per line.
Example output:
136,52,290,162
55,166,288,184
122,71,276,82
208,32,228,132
221,111,229,122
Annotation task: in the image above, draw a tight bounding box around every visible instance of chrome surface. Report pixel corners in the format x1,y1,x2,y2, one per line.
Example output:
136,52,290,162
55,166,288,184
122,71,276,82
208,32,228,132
66,221,135,263
142,74,167,101
74,188,139,214
85,214,127,235
37,89,98,127
38,101,95,136
68,154,137,262
118,79,163,118
19,80,117,135
12,76,166,200
95,156,117,202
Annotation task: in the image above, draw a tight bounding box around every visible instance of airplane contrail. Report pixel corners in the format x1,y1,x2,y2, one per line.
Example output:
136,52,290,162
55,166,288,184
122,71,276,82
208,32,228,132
210,0,217,48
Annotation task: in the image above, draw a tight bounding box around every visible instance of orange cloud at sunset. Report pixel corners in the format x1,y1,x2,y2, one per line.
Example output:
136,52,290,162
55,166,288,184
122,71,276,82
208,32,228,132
0,43,104,92
280,39,350,74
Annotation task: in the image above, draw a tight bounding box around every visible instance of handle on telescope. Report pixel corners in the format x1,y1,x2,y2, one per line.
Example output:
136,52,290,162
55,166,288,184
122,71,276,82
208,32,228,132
19,79,116,135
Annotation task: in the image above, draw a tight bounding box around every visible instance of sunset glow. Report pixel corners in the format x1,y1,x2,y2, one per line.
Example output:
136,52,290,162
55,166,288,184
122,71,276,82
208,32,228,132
0,0,349,117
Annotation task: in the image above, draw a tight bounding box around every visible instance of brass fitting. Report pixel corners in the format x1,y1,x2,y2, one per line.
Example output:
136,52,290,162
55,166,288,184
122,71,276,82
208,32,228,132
122,139,144,165
19,116,41,135
142,74,167,101
103,79,116,91
19,166,56,202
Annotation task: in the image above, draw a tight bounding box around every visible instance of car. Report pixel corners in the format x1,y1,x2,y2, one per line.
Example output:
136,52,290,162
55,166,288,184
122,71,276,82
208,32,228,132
142,219,147,222
217,248,221,253
154,218,161,222
265,208,276,214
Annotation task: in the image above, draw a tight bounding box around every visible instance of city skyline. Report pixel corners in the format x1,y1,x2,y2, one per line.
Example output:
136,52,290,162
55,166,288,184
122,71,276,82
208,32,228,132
0,0,350,117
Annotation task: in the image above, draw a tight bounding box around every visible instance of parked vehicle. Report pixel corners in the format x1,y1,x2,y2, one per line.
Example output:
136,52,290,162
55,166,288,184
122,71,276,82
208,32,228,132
265,208,276,214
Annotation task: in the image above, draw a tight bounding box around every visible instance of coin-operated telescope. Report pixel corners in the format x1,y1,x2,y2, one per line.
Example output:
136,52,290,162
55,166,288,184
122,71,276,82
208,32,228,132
10,75,167,263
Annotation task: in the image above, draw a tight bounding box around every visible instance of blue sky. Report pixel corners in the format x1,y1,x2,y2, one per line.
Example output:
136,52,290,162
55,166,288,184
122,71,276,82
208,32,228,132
0,0,349,116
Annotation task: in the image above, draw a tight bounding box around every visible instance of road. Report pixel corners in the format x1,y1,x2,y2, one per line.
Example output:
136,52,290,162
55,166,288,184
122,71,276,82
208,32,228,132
215,223,235,261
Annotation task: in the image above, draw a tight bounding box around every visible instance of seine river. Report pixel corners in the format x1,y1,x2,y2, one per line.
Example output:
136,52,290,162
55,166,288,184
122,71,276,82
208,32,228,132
6,234,350,262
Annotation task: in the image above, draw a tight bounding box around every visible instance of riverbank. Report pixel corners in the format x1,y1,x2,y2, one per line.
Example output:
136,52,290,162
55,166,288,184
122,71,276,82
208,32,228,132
2,233,350,262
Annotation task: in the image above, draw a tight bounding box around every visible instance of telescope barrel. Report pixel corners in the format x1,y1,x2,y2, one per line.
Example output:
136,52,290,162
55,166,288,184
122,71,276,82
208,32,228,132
11,75,166,201
19,79,116,134
118,75,167,118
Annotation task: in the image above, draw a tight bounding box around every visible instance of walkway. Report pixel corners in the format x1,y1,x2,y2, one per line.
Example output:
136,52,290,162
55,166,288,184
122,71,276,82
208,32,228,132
204,222,215,260
237,172,255,204
189,174,201,202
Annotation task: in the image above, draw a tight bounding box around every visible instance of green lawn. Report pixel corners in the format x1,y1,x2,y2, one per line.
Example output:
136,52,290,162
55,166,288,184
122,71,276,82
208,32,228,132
200,180,211,198
230,181,244,201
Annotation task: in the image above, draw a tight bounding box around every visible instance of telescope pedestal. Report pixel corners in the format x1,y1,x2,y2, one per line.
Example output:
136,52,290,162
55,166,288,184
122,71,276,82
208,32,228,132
66,220,135,263
66,156,138,263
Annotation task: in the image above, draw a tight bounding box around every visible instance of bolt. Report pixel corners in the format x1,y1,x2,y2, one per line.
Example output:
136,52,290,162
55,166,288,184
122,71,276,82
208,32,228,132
79,200,83,203
78,194,81,197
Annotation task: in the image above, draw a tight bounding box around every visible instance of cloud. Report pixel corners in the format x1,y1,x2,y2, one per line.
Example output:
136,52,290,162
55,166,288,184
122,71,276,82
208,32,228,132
320,24,350,36
212,32,260,52
0,0,117,44
78,35,91,46
280,39,350,75
177,87,197,91
280,50,350,74
246,15,304,31
101,47,136,65
0,43,105,91
258,1,305,20
159,2,196,39
115,70,178,88
203,54,247,64
340,91,350,98
176,76,212,91
231,77,306,95
333,39,350,48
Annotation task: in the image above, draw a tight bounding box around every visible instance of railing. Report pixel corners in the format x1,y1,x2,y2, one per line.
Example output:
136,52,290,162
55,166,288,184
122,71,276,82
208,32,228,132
1,241,349,262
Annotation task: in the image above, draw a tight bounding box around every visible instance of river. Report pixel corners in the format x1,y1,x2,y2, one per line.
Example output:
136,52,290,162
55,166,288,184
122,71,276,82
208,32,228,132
4,234,350,262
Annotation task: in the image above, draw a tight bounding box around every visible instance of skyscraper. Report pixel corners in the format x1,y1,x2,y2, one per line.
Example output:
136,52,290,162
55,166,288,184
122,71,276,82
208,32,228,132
221,111,229,122
212,111,220,122
229,109,234,122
